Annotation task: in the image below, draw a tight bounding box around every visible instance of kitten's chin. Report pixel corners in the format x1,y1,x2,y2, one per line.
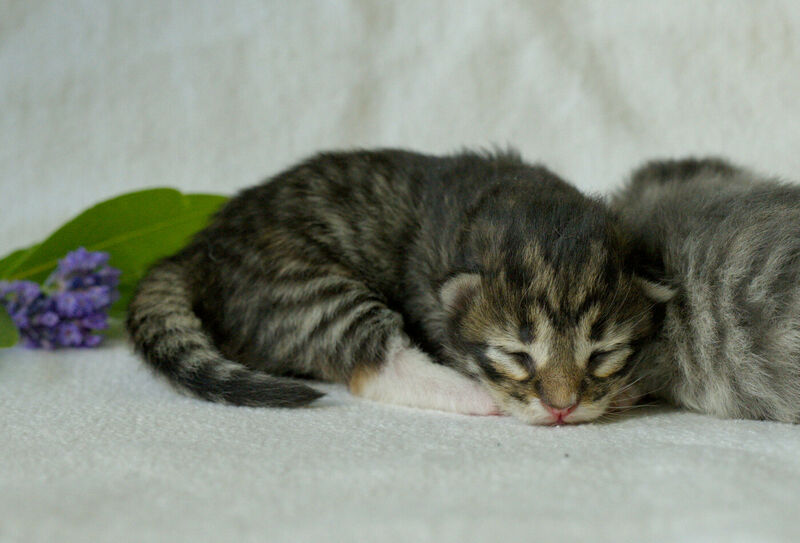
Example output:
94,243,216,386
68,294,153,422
565,402,610,424
501,398,611,425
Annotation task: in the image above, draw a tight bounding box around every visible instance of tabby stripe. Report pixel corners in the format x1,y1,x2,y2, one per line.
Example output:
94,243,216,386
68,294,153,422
132,286,187,300
340,305,399,359
271,292,381,358
534,294,561,327
321,301,386,348
346,321,393,368
139,329,207,358
265,277,363,306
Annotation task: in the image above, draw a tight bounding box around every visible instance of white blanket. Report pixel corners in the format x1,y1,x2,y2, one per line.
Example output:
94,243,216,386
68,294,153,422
2,1,800,541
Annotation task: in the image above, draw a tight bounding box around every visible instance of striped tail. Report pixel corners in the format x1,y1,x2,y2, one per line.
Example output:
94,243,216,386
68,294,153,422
126,257,324,407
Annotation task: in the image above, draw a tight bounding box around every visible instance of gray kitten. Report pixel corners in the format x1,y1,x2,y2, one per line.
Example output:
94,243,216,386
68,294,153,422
127,149,664,424
613,158,800,423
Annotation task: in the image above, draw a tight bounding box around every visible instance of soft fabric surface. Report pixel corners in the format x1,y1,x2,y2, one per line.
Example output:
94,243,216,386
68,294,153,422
2,1,800,541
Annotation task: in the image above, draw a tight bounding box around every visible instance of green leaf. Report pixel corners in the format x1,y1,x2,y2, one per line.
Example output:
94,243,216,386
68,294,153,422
0,245,38,278
1,188,227,315
0,305,19,348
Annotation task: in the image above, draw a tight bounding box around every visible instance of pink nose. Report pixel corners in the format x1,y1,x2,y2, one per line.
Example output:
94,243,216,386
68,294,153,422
544,403,578,422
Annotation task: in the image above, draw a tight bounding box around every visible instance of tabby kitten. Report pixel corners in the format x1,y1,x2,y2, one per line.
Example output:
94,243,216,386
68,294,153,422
127,149,663,424
613,158,800,423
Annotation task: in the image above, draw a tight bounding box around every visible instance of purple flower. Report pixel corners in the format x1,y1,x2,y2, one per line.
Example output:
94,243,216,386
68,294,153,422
86,286,112,307
80,312,109,330
82,334,103,347
56,247,109,276
0,248,121,349
53,291,81,318
38,311,60,327
0,280,42,308
0,280,45,331
53,290,101,319
57,322,83,346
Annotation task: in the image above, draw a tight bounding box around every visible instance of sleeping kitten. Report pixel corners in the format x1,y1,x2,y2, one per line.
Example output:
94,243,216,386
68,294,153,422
127,149,663,424
612,158,800,423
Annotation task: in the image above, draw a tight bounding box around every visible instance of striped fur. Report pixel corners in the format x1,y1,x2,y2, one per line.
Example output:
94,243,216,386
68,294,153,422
127,259,323,406
127,149,660,423
612,158,800,423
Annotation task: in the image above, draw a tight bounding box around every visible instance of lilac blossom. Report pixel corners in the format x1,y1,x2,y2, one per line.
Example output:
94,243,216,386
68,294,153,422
0,247,121,349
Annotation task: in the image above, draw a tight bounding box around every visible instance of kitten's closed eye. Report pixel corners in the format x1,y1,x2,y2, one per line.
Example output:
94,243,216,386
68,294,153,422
509,351,534,370
486,346,531,381
587,348,632,378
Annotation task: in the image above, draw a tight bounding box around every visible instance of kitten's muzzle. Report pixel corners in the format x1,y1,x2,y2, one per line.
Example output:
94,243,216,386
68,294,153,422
543,402,578,424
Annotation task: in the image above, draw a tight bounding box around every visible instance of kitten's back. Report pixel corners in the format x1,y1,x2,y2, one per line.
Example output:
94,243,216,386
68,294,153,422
613,158,800,422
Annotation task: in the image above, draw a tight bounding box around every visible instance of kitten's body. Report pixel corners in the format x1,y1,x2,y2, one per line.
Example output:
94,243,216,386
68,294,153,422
128,149,659,424
613,158,800,423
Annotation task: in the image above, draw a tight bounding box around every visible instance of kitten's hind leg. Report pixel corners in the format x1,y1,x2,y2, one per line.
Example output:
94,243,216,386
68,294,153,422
349,334,501,416
225,263,498,415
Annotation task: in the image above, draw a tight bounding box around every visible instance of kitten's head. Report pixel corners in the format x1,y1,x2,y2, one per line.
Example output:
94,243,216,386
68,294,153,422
440,215,672,425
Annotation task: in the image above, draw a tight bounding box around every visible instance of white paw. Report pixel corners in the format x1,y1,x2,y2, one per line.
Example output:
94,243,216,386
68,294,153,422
351,334,501,416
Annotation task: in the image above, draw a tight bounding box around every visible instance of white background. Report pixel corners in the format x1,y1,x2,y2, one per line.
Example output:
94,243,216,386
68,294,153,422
3,1,800,252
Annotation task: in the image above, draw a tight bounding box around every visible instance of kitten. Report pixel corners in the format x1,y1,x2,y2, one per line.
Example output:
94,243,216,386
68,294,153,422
612,158,800,423
127,149,662,424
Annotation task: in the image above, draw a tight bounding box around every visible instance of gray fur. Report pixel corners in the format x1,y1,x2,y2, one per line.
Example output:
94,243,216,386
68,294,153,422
612,158,800,422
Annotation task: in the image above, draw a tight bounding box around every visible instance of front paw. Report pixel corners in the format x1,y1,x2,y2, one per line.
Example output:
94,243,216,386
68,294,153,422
350,334,504,416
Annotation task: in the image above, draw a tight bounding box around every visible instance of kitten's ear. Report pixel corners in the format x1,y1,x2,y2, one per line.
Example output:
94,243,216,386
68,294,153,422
635,276,676,303
439,273,482,311
623,236,675,302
